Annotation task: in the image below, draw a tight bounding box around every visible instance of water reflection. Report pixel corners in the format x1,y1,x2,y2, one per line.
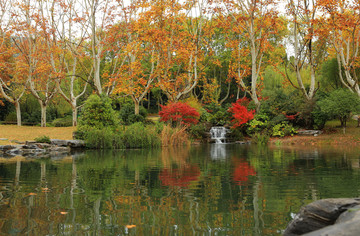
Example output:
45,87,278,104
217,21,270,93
210,143,227,160
0,146,359,235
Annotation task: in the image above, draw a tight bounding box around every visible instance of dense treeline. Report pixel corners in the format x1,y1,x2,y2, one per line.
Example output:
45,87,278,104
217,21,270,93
0,0,360,134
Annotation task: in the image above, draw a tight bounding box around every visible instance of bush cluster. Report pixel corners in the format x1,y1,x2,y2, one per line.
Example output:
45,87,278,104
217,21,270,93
76,95,161,149
83,123,160,149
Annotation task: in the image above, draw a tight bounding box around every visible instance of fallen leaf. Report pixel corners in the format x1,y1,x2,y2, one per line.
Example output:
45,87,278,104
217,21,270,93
126,225,136,229
60,212,68,215
29,193,37,196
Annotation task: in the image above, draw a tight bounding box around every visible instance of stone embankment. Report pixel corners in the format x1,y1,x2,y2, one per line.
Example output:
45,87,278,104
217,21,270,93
284,198,360,236
0,139,85,158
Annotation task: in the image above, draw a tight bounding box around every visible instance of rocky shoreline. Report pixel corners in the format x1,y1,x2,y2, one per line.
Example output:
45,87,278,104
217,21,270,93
284,198,360,236
0,139,85,158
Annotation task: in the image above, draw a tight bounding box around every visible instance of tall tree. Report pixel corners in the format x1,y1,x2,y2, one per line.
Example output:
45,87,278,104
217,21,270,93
43,0,90,126
319,0,360,96
10,0,57,127
81,0,116,95
0,0,27,126
286,0,323,101
143,0,210,102
219,0,283,111
104,0,155,115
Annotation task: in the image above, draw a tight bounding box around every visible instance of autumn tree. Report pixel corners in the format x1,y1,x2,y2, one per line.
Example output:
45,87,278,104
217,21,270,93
140,0,210,102
319,0,360,96
0,0,27,126
81,0,117,95
43,0,90,126
218,0,284,112
10,0,58,127
104,0,157,115
0,39,27,126
286,0,324,101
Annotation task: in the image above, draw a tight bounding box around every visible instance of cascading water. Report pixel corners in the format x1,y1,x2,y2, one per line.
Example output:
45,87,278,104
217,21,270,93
210,127,228,144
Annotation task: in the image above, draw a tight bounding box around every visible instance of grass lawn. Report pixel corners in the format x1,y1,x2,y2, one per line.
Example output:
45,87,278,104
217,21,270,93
0,125,76,145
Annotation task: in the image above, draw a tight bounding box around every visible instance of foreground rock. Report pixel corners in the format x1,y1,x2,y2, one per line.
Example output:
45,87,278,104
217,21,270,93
284,198,360,236
0,139,85,158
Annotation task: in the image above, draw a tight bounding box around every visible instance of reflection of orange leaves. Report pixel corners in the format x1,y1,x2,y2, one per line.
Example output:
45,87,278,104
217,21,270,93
126,225,136,229
60,212,68,215
233,161,256,185
42,187,50,192
28,193,37,196
159,165,200,188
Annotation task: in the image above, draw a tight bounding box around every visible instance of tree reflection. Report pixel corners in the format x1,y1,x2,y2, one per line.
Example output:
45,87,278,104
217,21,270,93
0,146,360,235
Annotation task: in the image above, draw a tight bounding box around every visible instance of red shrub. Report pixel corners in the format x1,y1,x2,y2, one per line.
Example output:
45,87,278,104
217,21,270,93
159,102,200,126
228,98,255,128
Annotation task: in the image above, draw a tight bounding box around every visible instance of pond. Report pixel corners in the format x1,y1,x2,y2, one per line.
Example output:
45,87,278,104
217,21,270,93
0,144,360,235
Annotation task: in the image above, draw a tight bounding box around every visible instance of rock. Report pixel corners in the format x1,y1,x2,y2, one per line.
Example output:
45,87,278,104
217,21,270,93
22,148,46,156
50,139,85,148
35,143,52,149
5,148,23,156
25,141,37,145
302,206,360,236
284,198,360,236
297,130,323,136
0,145,13,151
0,139,83,158
235,141,251,145
23,144,40,149
67,140,85,148
50,139,69,147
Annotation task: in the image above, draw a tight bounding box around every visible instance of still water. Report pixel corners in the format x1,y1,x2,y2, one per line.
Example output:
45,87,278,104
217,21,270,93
0,144,360,235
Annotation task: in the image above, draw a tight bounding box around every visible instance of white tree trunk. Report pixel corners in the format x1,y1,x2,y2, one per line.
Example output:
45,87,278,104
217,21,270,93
15,101,22,126
40,102,47,127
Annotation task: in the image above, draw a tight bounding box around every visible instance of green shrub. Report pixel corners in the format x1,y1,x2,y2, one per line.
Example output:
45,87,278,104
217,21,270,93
113,131,126,149
78,94,119,130
317,89,360,127
35,135,51,144
84,128,114,149
119,103,147,125
228,128,244,141
52,116,73,127
154,122,164,134
268,114,287,126
202,102,231,125
123,122,160,148
4,112,17,123
82,123,161,149
189,123,207,139
247,114,269,134
271,122,297,137
252,132,270,145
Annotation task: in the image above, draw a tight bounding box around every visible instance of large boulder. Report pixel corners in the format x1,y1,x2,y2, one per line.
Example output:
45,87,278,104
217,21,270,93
284,198,360,236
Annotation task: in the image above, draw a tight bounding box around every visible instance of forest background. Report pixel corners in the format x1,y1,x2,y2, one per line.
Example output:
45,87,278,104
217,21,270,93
1,0,360,147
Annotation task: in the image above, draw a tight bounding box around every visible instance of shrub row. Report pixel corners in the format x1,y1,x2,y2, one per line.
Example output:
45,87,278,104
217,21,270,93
78,122,161,149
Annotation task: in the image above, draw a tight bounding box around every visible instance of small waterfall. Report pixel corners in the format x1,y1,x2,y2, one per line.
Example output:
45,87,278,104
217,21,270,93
210,127,228,144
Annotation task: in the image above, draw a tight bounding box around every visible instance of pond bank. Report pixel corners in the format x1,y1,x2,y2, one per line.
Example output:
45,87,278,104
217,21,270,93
269,130,360,147
0,139,85,158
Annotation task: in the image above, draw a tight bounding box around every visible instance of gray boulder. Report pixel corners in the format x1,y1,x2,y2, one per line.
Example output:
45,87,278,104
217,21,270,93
284,198,360,236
